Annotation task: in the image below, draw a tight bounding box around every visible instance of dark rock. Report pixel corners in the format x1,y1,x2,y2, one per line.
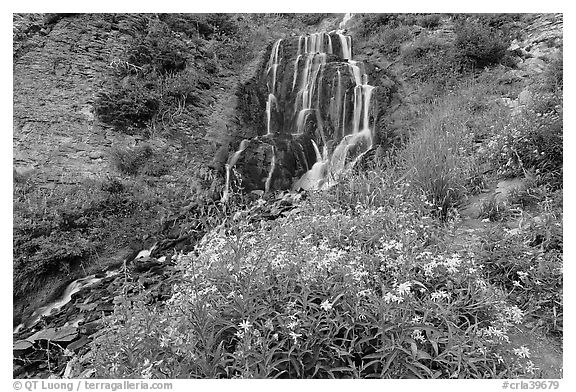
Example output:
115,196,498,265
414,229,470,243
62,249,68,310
67,335,90,353
26,325,78,343
13,339,34,354
79,319,102,335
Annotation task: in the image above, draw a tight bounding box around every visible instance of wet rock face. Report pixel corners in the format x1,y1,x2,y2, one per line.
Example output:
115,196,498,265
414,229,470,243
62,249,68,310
232,134,317,192
230,32,397,194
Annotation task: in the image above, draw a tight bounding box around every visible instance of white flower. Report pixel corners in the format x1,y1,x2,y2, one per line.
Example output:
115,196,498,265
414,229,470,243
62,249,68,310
504,305,524,324
485,326,509,342
287,320,298,330
411,315,423,324
396,281,412,296
320,300,333,311
430,290,450,301
358,289,372,297
513,346,531,358
264,319,274,330
383,292,403,304
238,320,252,332
289,331,302,343
411,329,425,343
525,360,539,374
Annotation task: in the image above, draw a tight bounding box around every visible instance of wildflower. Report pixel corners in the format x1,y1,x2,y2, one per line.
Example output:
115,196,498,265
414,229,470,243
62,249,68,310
411,315,423,324
483,326,508,342
383,292,403,304
320,300,333,311
430,291,450,301
481,218,491,223
525,360,539,374
411,329,425,343
513,346,531,358
272,333,279,340
358,289,372,297
287,320,298,330
504,306,524,324
289,331,302,343
159,335,170,348
238,320,252,332
264,319,274,330
512,280,524,288
234,330,245,339
396,281,412,296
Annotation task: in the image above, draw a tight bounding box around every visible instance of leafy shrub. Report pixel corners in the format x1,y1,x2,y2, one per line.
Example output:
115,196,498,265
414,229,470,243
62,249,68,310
13,179,139,299
95,15,216,135
478,219,562,336
481,91,562,189
455,20,510,69
372,25,414,56
401,35,461,88
95,76,160,133
126,19,190,75
91,190,534,378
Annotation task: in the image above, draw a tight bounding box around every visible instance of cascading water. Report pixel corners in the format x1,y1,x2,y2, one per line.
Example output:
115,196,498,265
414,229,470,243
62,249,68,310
222,139,250,202
13,270,119,333
223,13,378,198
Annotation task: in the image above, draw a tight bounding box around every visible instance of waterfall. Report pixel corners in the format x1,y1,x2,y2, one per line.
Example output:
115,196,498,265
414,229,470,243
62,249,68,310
264,146,276,193
222,139,250,202
267,39,282,94
266,94,277,135
16,270,119,332
221,13,378,199
290,26,376,189
339,13,354,29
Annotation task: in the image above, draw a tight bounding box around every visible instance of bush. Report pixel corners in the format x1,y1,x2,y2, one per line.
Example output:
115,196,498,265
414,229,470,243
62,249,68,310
356,14,399,37
478,218,562,336
401,35,461,88
125,19,191,75
481,90,562,189
455,20,510,69
373,25,414,56
13,179,136,299
95,76,160,133
95,15,214,135
91,190,533,378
